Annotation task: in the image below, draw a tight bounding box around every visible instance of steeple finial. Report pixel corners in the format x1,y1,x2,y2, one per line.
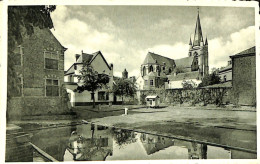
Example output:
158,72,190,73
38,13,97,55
193,7,203,47
205,36,208,45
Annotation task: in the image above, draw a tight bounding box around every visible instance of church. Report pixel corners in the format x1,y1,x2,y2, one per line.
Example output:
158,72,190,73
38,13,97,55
137,11,209,90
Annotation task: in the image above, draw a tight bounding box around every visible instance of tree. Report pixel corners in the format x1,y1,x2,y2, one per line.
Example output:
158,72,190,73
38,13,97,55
198,72,221,87
7,6,56,121
175,66,186,74
113,78,137,104
75,62,109,108
182,80,197,89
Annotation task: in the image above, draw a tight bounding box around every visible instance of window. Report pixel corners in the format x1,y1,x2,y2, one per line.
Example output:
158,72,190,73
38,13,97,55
98,91,106,100
74,65,77,70
44,51,59,70
150,80,154,86
143,66,146,76
169,68,172,74
106,92,109,100
45,79,59,96
149,65,153,72
145,80,148,85
224,75,227,82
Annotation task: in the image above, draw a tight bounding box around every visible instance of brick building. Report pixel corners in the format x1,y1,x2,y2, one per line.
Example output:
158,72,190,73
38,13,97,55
230,46,256,106
8,27,70,120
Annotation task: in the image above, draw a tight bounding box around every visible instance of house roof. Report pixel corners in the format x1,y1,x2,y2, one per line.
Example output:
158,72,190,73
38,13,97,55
168,71,199,81
174,56,194,68
230,46,255,58
65,51,111,75
143,52,175,67
218,64,232,73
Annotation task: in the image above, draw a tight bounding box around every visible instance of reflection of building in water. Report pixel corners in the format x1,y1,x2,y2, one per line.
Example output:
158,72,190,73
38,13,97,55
65,124,113,161
174,140,207,159
140,133,174,155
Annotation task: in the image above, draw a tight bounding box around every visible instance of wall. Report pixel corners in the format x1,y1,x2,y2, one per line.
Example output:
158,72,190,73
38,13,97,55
8,27,70,120
167,79,201,89
232,55,256,106
219,69,232,82
139,87,233,106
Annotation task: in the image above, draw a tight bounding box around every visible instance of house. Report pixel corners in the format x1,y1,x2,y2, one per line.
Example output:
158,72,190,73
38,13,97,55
218,60,232,83
230,46,256,106
64,51,114,107
138,11,208,90
7,27,69,120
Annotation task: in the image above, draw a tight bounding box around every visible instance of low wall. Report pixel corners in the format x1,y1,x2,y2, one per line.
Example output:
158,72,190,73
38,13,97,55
138,87,233,106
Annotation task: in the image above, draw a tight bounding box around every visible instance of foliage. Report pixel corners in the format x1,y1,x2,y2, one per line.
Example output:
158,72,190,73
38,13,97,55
76,62,110,108
198,72,221,87
182,80,197,89
113,78,137,103
111,128,137,148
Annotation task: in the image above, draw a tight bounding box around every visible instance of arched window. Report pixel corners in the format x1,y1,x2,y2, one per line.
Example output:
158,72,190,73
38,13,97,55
143,66,146,76
149,65,153,72
169,68,172,74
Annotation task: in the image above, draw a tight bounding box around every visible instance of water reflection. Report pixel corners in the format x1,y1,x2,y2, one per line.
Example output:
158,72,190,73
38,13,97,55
29,123,256,161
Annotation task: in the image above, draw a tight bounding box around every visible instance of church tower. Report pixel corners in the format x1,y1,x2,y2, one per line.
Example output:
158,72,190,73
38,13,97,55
188,8,209,78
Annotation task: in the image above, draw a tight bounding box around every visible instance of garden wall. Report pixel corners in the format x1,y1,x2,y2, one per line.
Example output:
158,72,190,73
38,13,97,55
138,87,233,106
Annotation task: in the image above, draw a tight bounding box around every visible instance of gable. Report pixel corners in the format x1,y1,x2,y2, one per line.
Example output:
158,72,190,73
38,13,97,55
90,52,111,75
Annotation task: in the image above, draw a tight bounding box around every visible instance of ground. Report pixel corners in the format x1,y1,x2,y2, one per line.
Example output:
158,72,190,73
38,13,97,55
10,105,256,154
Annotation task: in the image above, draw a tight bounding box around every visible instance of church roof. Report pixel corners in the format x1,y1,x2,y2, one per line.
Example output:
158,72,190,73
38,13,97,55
168,71,199,81
230,46,255,58
193,11,203,47
142,52,175,67
174,56,194,68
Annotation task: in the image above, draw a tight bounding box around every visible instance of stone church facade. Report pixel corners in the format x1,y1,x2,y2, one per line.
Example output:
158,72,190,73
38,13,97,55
138,11,209,90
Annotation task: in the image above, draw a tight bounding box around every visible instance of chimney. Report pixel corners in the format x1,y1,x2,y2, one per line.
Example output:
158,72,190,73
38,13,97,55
75,54,80,61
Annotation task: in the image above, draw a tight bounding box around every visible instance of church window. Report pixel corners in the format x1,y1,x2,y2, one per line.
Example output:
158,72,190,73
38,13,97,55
169,68,172,74
149,65,153,72
45,79,59,96
150,80,154,86
44,51,59,70
143,66,146,76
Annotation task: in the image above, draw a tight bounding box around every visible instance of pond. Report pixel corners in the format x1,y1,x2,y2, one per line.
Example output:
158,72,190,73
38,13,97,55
28,123,256,161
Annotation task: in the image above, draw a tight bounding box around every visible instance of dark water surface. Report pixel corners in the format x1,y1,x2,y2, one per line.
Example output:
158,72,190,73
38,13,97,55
27,123,256,161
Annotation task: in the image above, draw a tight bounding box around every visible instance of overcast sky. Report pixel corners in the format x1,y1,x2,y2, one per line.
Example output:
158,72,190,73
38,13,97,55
50,5,255,77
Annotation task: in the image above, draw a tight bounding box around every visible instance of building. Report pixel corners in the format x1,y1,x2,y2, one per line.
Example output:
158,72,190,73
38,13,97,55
64,51,114,106
7,27,69,120
218,60,232,83
230,46,256,106
137,11,208,90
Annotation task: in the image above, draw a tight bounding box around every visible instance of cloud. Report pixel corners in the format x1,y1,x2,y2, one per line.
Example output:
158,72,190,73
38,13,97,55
208,26,255,70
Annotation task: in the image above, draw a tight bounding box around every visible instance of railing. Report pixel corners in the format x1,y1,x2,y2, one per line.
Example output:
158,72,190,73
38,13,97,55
30,142,59,162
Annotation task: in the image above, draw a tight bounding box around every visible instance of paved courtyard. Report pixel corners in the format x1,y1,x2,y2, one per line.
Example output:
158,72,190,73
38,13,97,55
86,106,256,152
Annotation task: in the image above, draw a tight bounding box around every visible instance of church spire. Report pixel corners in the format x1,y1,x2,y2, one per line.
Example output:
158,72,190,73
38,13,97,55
205,37,208,45
193,8,203,47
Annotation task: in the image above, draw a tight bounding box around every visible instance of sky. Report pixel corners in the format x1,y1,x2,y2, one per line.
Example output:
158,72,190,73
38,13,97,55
50,5,256,77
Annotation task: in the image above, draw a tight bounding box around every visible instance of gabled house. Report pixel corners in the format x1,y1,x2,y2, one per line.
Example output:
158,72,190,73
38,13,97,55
64,51,114,106
8,27,69,120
